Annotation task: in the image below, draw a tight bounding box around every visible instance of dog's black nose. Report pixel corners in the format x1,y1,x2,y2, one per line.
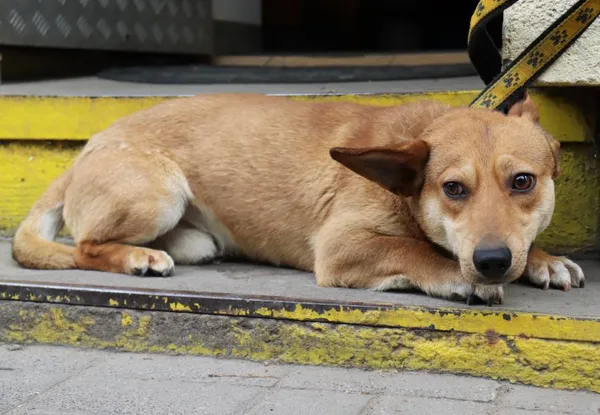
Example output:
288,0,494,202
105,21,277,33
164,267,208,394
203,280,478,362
472,246,512,279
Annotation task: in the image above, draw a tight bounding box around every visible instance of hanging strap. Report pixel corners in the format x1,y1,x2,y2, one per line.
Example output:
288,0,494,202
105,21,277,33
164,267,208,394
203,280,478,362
468,0,600,112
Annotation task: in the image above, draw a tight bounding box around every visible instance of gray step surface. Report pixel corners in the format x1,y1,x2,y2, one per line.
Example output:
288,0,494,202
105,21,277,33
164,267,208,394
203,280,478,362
0,241,597,319
0,76,484,97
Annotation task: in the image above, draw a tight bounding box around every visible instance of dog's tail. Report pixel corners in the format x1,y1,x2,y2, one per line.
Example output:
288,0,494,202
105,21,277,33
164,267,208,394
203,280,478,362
12,168,77,269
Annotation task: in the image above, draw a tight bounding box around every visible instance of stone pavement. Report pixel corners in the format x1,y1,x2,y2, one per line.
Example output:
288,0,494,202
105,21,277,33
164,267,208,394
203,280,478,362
0,343,598,415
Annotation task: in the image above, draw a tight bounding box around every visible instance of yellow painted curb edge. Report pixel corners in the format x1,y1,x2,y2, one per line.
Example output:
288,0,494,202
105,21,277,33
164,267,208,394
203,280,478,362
0,89,594,142
2,302,599,393
2,288,600,343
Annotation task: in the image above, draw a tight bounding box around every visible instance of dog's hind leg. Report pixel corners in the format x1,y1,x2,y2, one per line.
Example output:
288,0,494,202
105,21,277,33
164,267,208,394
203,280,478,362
64,144,192,276
76,240,176,276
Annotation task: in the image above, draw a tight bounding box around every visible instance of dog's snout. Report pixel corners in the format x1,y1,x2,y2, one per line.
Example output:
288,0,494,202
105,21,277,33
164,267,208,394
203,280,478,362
472,245,512,280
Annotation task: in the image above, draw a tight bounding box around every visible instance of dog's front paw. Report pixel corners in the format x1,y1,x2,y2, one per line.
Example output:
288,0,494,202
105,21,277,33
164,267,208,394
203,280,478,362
525,249,584,291
467,285,504,307
426,281,503,307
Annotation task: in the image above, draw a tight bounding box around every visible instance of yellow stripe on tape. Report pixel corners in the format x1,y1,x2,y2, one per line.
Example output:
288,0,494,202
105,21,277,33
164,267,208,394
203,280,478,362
468,0,515,41
470,0,600,109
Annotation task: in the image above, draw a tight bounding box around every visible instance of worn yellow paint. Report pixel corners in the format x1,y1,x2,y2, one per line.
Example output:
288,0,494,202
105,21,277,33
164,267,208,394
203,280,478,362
0,96,167,140
0,142,595,250
7,308,95,344
297,90,596,143
0,90,593,142
536,145,599,251
2,304,598,392
230,323,600,392
6,307,150,353
5,289,599,343
0,142,82,233
248,303,600,343
121,313,132,327
169,302,192,312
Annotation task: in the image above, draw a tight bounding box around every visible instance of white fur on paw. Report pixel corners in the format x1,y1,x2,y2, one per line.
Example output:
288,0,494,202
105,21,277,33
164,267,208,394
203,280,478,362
371,275,413,291
472,285,504,306
375,277,504,306
128,249,175,277
424,282,473,302
526,256,585,291
426,282,503,305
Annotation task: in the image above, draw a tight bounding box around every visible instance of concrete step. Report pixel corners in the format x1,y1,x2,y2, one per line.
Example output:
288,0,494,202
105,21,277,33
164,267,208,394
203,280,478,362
0,77,598,393
0,240,598,393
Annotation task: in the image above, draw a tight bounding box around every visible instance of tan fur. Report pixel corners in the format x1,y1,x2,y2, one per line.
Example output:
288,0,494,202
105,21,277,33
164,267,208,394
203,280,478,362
11,93,584,303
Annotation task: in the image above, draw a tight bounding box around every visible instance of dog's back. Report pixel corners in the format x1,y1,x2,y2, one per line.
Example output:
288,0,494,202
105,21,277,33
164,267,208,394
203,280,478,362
69,94,450,269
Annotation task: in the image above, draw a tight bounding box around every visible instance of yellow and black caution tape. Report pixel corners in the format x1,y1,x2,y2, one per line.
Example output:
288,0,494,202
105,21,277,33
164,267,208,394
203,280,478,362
468,0,600,112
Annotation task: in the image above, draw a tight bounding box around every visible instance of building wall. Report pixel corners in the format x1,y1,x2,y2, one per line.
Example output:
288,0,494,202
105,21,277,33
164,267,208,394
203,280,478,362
503,0,600,85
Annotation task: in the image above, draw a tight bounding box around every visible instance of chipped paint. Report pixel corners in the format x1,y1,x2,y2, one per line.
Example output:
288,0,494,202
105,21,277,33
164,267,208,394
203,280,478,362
2,287,598,343
250,303,600,343
169,302,192,312
121,313,132,327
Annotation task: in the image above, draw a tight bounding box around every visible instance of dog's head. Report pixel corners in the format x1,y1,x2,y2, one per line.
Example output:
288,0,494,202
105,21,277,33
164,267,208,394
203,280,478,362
330,95,559,285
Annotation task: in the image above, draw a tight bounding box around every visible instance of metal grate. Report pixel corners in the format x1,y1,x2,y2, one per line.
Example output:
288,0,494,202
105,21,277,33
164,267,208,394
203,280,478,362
0,0,213,54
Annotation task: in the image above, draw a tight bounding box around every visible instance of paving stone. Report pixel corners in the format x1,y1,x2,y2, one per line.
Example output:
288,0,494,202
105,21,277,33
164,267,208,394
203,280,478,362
246,388,371,415
13,376,264,415
0,343,103,413
495,409,573,415
497,385,600,414
366,395,495,415
278,365,499,402
82,352,289,387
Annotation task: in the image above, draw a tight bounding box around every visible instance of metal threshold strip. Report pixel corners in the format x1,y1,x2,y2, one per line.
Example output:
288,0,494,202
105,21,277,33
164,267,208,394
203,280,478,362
1,279,598,344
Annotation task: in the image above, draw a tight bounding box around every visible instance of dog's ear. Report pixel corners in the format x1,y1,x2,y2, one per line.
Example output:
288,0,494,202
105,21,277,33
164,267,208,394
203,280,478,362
507,94,560,178
507,93,540,123
330,140,429,197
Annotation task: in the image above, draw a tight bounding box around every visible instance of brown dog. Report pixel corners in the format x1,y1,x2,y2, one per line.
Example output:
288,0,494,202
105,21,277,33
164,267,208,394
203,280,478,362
12,93,584,305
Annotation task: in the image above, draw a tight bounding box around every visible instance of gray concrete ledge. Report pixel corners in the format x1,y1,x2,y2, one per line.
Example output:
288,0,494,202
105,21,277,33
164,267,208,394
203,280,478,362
0,76,484,97
0,241,597,318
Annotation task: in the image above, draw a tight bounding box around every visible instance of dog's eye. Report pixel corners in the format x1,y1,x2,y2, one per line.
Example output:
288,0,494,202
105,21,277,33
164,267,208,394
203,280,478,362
443,182,466,199
512,174,536,192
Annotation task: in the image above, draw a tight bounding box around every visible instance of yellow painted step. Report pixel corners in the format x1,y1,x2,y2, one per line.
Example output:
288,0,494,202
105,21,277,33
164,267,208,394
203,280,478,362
0,90,594,141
